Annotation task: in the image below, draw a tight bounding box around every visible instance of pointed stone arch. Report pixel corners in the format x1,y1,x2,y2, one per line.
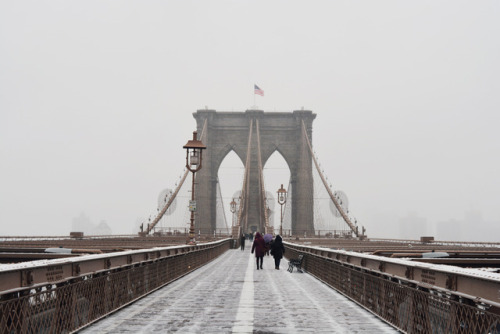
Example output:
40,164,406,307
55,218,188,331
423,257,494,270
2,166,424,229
213,144,245,176
193,109,316,235
262,148,291,233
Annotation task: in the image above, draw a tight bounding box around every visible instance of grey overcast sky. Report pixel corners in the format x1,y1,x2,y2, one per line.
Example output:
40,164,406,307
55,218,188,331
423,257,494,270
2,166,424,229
1,1,499,240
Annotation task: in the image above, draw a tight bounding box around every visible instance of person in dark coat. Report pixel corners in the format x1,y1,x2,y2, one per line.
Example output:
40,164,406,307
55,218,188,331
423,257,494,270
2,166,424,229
270,235,285,270
264,239,271,256
240,233,246,251
251,232,266,270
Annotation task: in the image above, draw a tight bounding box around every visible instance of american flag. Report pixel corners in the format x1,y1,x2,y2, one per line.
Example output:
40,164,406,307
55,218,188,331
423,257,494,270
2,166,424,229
254,84,264,96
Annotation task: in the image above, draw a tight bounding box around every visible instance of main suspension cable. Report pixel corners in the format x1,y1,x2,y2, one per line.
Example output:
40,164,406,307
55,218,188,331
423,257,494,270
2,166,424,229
146,119,208,234
301,120,359,237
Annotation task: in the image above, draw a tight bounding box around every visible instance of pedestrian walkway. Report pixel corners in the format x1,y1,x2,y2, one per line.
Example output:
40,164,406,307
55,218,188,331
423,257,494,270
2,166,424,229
81,247,398,333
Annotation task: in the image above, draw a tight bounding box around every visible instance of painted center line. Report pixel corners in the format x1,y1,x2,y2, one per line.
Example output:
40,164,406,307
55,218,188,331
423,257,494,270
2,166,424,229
232,254,254,333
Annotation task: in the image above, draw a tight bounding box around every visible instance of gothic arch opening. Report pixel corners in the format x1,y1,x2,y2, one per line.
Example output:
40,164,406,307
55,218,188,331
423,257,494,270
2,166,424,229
217,150,244,230
193,109,316,235
263,151,290,234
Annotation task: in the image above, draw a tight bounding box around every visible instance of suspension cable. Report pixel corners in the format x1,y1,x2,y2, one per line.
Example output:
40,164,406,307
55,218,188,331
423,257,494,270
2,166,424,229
301,120,359,237
216,176,229,231
236,118,253,229
146,119,208,235
255,119,270,231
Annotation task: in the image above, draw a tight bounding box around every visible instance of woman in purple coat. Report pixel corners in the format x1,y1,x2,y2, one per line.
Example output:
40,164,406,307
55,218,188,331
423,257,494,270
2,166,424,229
251,232,266,270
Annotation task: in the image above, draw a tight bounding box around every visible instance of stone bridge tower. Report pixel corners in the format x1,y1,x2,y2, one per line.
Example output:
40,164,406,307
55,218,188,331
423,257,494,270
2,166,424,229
193,109,316,236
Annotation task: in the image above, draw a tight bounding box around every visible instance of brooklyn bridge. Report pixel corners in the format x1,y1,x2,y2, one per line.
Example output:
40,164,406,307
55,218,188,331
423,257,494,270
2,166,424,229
1,110,499,333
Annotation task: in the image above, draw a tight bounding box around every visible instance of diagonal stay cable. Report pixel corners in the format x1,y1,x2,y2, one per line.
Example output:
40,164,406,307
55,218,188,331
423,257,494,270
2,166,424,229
146,119,208,234
255,119,269,230
301,120,359,237
236,118,253,228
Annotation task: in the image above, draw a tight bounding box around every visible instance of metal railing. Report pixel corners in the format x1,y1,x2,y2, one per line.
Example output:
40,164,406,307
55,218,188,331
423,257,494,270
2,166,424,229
273,229,354,239
0,235,138,242
0,239,231,333
149,227,233,237
369,237,500,249
284,242,500,333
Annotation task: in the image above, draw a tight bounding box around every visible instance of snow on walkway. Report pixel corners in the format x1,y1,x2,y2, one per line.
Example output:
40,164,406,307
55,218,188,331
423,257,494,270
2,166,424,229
80,247,398,333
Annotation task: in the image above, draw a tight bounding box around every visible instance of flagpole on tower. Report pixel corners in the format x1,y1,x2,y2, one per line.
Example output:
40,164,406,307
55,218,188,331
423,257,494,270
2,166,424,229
253,84,264,109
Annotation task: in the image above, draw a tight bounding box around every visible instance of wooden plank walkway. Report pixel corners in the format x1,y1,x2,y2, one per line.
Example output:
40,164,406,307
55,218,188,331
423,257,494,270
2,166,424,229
80,246,398,333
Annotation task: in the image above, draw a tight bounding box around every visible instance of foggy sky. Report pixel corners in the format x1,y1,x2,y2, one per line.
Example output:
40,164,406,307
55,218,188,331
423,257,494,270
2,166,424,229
1,1,499,241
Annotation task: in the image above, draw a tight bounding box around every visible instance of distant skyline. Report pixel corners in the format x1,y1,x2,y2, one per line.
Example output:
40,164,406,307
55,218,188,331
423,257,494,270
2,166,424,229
1,1,499,241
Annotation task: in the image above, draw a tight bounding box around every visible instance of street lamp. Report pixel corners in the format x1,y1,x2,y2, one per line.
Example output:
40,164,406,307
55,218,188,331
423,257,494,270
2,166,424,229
277,184,287,236
230,198,237,227
183,131,206,244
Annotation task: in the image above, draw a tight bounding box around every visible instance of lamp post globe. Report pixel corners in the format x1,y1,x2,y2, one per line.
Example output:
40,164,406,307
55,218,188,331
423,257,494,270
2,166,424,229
230,198,237,227
277,184,287,236
183,131,206,244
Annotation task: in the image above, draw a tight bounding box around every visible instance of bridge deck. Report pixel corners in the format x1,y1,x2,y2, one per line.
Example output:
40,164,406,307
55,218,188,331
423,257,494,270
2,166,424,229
80,247,397,333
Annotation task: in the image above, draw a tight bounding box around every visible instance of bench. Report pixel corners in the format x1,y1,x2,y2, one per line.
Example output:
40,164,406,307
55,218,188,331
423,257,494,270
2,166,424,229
288,254,304,273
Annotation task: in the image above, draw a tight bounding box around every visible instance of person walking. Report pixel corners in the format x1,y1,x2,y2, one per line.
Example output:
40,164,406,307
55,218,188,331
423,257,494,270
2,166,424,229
251,232,266,270
270,235,285,270
240,233,246,251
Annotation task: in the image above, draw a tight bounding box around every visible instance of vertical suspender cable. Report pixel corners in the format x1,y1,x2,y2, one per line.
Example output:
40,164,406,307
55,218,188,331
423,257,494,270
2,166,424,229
216,177,229,231
301,120,359,237
146,119,208,235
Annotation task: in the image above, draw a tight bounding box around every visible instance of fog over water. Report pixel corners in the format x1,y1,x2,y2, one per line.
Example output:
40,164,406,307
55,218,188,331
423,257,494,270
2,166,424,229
1,1,499,241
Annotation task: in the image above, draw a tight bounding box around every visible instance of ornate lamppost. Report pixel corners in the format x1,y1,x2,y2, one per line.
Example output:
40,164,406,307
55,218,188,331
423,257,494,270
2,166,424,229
277,184,287,236
230,198,237,227
183,131,206,244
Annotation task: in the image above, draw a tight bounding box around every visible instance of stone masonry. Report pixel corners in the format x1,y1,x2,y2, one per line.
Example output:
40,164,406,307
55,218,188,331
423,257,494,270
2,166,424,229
193,110,316,236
